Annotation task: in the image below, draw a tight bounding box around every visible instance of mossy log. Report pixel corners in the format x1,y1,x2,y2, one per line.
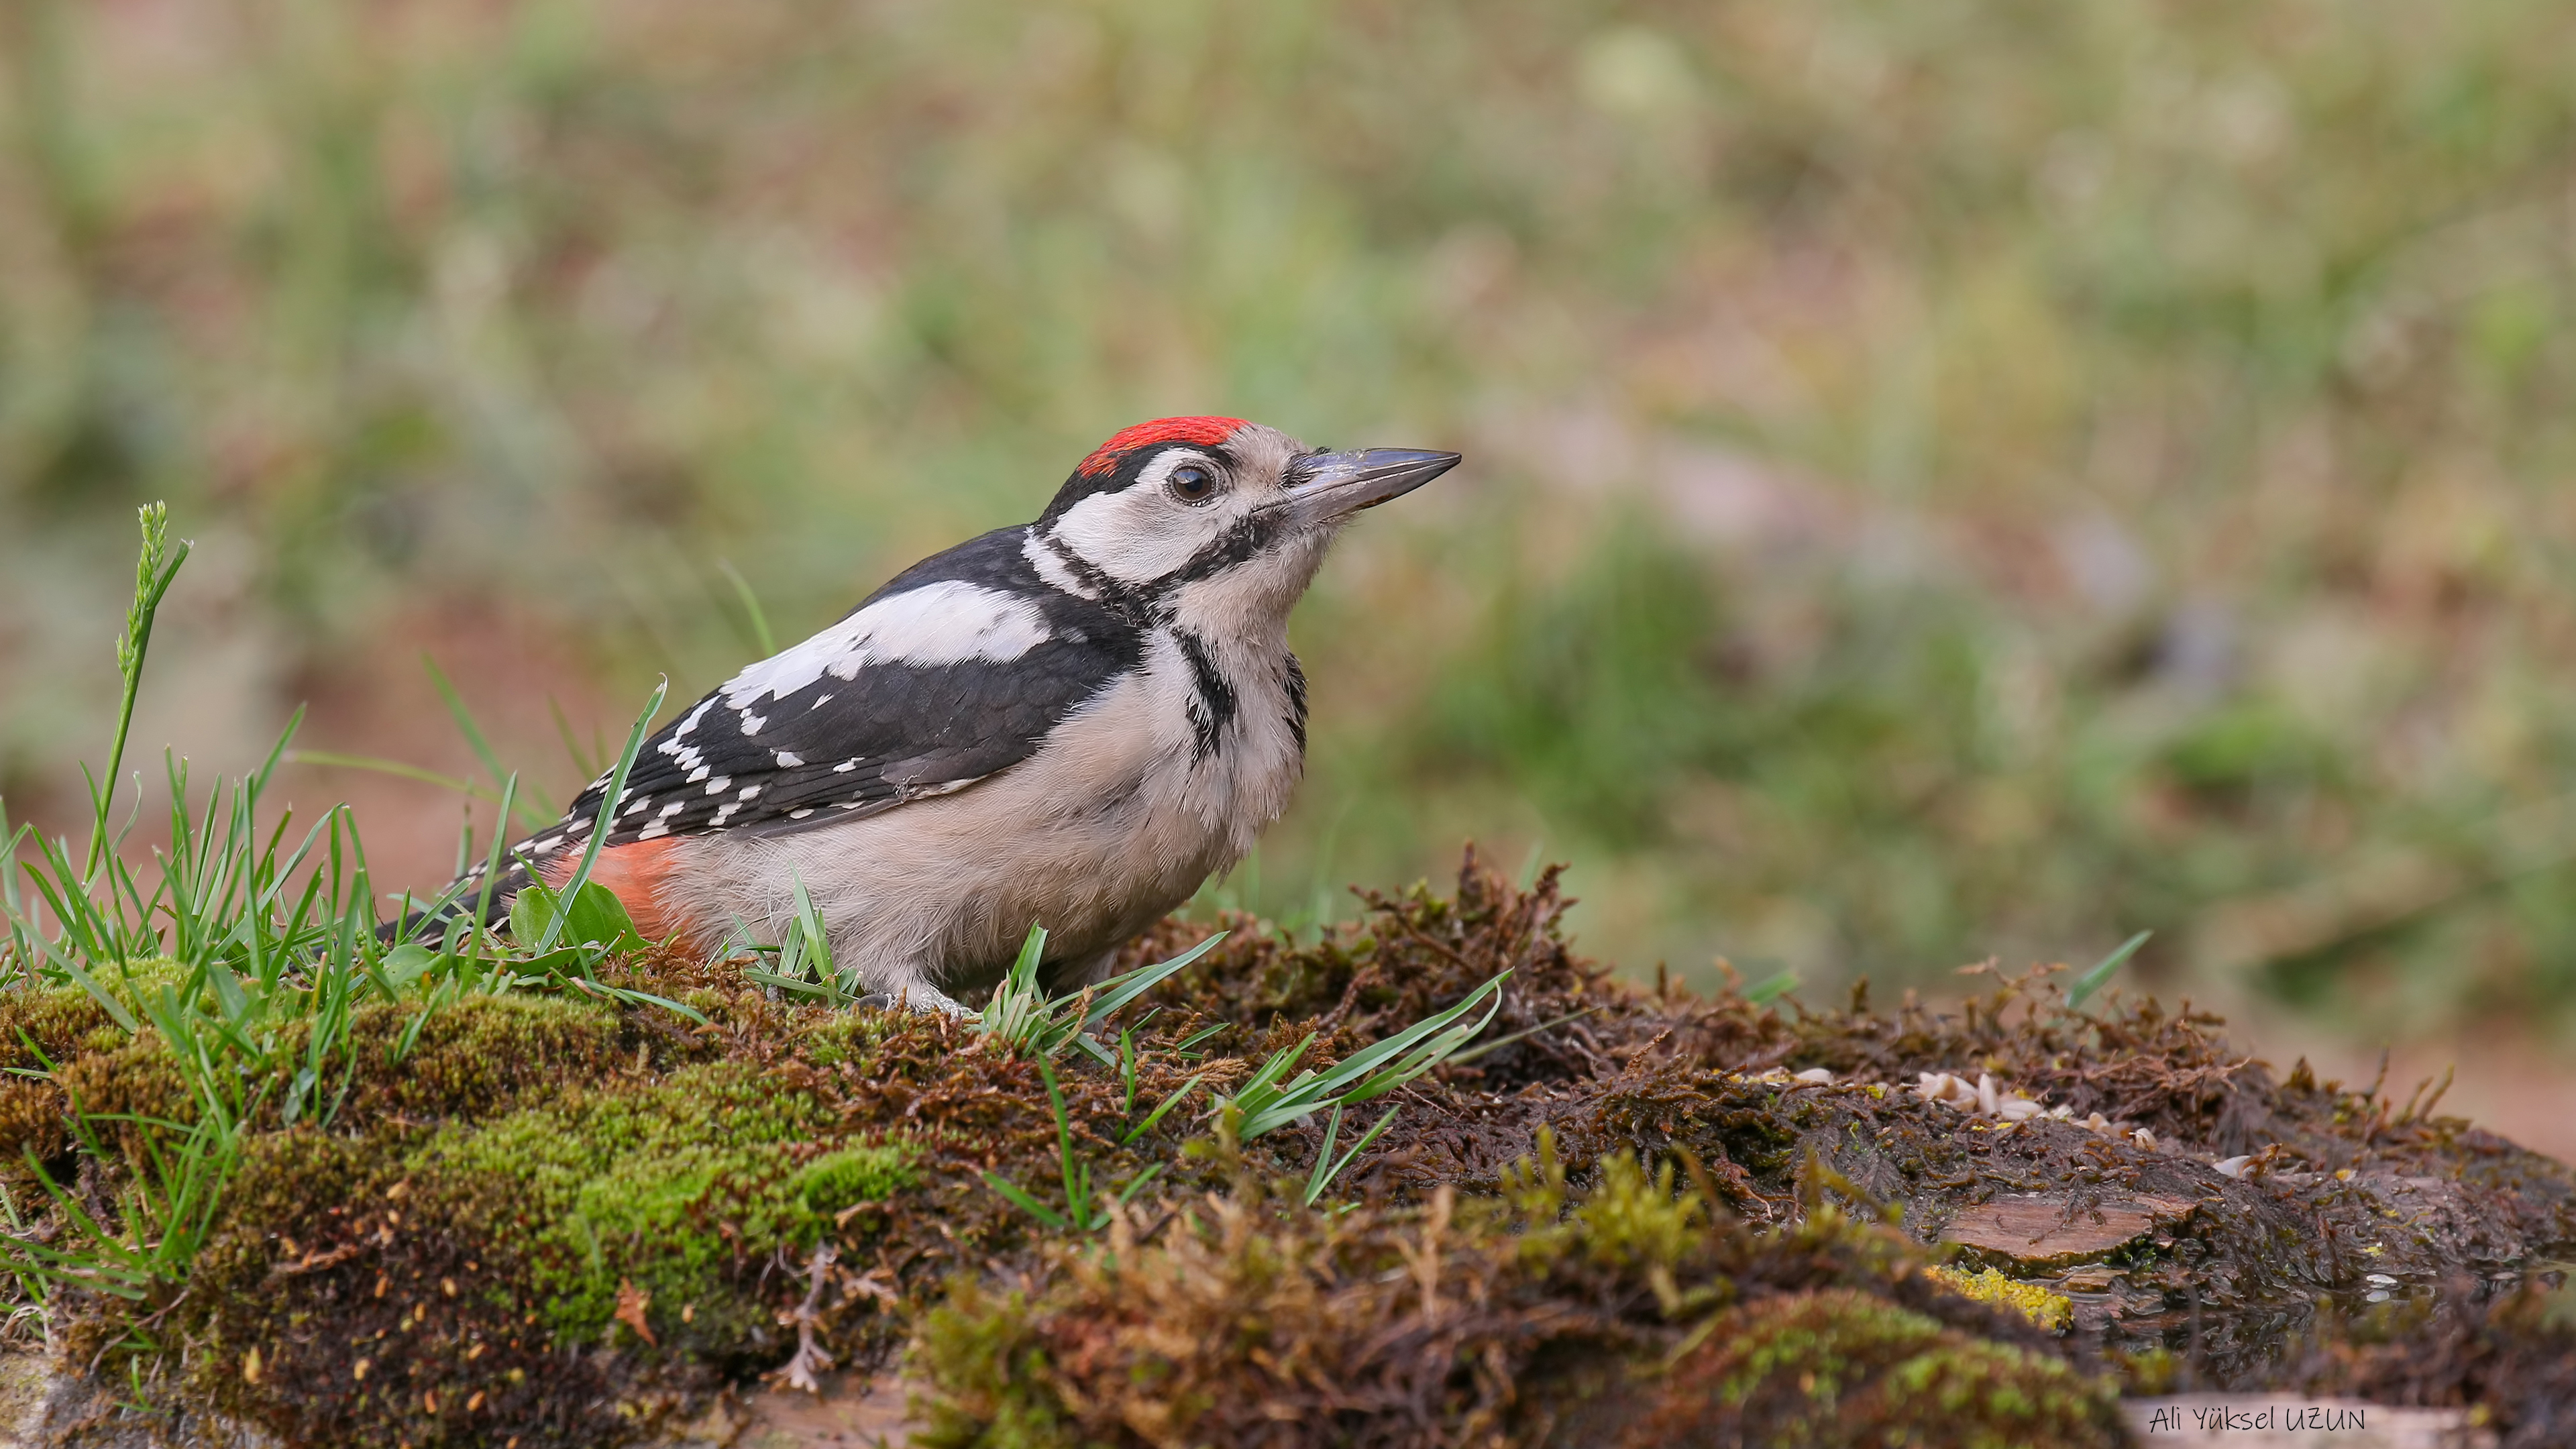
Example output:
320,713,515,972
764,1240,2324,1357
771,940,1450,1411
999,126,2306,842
1,851,2568,1448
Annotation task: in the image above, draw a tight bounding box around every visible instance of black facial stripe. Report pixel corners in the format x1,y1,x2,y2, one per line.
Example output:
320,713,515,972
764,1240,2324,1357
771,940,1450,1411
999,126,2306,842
1175,629,1238,762
1038,531,1153,627
1283,651,1308,754
1168,507,1287,589
1040,504,1287,617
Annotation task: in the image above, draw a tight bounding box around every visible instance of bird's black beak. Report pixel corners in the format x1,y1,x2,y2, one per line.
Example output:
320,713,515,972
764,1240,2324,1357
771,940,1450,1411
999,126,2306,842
1286,447,1461,527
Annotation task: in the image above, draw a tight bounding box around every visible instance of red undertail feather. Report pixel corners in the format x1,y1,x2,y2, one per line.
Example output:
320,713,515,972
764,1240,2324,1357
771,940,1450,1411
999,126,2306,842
539,838,696,948
1075,416,1248,476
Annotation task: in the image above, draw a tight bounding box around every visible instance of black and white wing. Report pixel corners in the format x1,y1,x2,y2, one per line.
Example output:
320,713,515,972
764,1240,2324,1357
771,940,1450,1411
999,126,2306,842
511,527,1140,861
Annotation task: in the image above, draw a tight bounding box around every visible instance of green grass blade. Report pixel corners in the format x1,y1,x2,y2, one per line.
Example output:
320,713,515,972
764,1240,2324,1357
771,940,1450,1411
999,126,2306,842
981,923,1052,1049
1037,1057,1087,1226
1235,973,1510,1138
717,558,779,656
1743,969,1799,1006
976,1171,1069,1231
536,678,668,954
1118,1071,1207,1146
1170,1023,1226,1056
86,504,189,884
41,941,138,1034
1078,930,1228,1030
1444,1005,1598,1069
2069,930,2152,1008
1303,1104,1345,1205
466,774,521,945
1295,971,1509,1102
1305,1104,1400,1206
283,751,497,801
423,653,558,828
579,983,708,1025
1112,1161,1165,1208
1228,1033,1316,1118
547,697,598,782
784,871,842,1000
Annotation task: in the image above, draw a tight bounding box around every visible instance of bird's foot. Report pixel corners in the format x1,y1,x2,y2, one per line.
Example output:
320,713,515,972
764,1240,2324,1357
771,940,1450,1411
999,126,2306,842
857,983,977,1020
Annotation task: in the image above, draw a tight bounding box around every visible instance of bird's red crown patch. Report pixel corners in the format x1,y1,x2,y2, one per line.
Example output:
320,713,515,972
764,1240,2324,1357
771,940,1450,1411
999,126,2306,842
1076,416,1246,477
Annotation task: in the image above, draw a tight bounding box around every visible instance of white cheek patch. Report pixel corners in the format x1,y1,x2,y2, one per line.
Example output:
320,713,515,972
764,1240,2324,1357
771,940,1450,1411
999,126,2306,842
1050,484,1238,586
718,579,1053,706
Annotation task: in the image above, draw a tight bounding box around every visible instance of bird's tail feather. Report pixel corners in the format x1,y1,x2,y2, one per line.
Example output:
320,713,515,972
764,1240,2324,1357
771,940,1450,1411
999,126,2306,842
372,860,531,945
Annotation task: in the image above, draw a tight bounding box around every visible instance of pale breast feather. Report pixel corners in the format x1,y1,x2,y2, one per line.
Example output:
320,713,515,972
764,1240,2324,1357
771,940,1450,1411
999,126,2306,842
538,528,1142,852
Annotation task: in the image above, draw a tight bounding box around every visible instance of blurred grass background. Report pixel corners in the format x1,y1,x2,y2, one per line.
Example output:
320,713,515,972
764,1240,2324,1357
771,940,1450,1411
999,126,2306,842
7,0,2576,1053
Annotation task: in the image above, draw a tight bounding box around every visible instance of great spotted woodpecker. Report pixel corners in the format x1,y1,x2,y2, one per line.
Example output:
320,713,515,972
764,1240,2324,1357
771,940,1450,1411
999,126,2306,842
452,418,1458,1014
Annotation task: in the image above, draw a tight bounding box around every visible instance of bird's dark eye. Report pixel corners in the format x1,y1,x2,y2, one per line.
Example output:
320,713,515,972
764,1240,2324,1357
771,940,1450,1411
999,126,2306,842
1167,464,1219,504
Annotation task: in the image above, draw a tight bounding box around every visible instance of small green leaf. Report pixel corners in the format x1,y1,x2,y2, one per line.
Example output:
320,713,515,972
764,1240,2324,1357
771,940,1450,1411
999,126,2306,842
380,943,442,990
560,880,641,950
508,881,559,948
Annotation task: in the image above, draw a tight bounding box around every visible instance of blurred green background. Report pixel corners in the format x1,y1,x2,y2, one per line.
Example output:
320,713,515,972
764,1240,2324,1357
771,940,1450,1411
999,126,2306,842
7,0,2576,1054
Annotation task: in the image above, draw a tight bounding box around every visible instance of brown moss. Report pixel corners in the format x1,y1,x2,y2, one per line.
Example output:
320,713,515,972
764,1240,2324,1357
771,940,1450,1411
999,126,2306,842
0,1077,69,1170
8,851,2573,1445
0,985,120,1072
906,1144,2104,1449
0,987,125,1174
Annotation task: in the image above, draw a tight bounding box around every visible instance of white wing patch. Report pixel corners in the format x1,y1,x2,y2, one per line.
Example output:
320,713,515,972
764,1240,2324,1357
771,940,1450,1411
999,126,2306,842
655,698,716,774
717,580,1053,707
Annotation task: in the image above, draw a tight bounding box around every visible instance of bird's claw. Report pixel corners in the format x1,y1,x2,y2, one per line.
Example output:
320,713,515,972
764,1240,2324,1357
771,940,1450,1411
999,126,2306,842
855,983,977,1020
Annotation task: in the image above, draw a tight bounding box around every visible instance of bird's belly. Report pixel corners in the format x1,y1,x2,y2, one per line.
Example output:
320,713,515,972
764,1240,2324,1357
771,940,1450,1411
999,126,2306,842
672,661,1303,992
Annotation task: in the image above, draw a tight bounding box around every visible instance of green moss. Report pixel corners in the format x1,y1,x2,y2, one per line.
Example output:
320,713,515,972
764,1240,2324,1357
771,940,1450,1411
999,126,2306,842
1699,1289,1947,1411
409,1060,914,1344
1648,1288,2124,1448
1569,1151,1711,1278
42,956,250,1030
911,1281,1076,1449
2112,1343,2182,1396
792,1144,917,1215
340,991,633,1124
24,987,641,1181
782,1010,892,1069
1924,1265,2073,1333
1860,1337,2117,1446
